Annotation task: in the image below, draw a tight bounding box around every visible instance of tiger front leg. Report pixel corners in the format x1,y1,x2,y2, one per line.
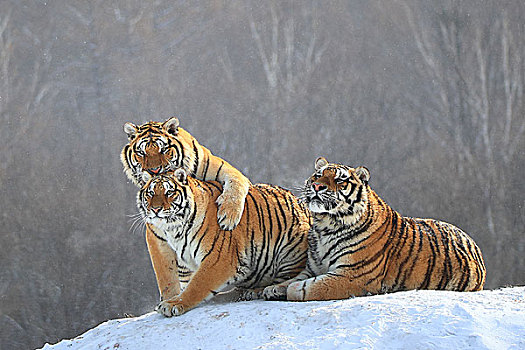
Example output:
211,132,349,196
216,178,250,231
286,270,382,301
155,251,238,317
145,225,180,301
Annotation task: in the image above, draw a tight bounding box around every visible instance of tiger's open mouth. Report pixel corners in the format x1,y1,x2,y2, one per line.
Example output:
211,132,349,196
146,166,163,175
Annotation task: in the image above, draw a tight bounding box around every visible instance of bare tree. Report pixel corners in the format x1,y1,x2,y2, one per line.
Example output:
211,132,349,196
247,2,328,180
403,1,525,285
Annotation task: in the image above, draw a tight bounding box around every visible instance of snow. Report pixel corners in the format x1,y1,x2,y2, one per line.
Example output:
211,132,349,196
40,287,525,350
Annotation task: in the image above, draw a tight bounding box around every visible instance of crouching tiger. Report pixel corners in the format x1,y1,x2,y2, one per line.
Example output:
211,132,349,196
137,169,310,316
263,157,486,301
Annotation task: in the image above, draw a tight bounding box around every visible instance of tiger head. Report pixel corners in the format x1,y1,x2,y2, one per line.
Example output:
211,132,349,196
302,157,370,220
137,169,193,227
122,117,188,186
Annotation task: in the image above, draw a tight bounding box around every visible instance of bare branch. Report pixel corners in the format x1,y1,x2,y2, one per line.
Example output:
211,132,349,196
0,12,12,112
248,11,276,88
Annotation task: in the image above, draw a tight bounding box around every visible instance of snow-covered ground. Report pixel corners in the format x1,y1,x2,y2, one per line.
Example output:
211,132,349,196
40,287,525,350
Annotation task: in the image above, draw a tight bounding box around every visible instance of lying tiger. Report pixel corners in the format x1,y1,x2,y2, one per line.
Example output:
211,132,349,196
137,169,310,316
264,157,486,301
122,117,250,231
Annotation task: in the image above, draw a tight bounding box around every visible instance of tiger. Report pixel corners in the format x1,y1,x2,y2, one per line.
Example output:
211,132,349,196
137,168,310,316
121,117,251,231
263,157,486,301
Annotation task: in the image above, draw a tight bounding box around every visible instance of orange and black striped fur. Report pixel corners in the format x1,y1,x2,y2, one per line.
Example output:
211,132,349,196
137,169,310,316
122,117,251,230
263,157,486,301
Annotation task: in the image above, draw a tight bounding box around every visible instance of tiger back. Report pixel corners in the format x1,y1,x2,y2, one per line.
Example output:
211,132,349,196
263,157,486,301
137,169,310,316
122,117,251,230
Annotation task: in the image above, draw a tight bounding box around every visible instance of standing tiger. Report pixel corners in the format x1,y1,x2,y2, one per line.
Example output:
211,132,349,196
137,169,310,316
263,157,486,301
121,117,251,231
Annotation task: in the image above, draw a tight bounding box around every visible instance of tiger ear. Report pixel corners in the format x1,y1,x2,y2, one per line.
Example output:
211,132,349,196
355,166,370,184
124,122,137,139
315,157,328,171
141,171,152,184
163,117,179,135
174,168,188,185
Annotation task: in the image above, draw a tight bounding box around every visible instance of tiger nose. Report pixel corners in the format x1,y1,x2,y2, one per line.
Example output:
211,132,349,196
151,206,162,214
312,182,327,192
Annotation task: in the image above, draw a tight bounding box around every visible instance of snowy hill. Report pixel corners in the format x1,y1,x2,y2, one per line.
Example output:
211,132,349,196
40,287,525,350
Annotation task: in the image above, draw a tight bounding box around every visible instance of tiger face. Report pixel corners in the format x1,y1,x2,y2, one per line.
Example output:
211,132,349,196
303,157,370,217
138,169,192,226
123,118,185,186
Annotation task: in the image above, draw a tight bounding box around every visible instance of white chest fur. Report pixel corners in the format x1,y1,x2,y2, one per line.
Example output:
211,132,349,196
149,212,205,271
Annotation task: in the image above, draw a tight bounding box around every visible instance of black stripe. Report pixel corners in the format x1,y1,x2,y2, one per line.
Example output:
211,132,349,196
271,190,288,229
462,237,480,288
202,155,210,180
326,203,390,267
193,228,208,259
393,215,416,289
355,185,363,203
362,254,389,285
373,206,402,286
149,227,167,242
186,197,199,245
124,145,133,166
251,195,273,284
173,139,185,168
472,243,485,290
450,229,470,290
200,230,221,262
261,190,274,239
215,161,224,181
436,222,453,289
192,140,199,176
334,226,393,271
324,213,380,264
249,192,265,234
401,219,425,289
204,180,223,193
243,193,266,283
180,232,189,264
210,232,228,266
418,221,437,289
251,190,277,285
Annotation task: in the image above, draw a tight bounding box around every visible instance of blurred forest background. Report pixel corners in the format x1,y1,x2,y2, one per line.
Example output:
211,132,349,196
1,0,524,348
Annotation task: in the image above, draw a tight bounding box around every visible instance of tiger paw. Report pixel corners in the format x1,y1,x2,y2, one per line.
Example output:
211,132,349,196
263,284,288,300
286,281,306,301
216,194,245,231
155,298,187,317
237,288,264,301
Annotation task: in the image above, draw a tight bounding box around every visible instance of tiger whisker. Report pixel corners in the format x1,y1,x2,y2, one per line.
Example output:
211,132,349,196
131,218,147,236
128,211,147,234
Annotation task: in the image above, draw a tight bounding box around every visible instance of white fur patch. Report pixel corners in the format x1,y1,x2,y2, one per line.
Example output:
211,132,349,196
287,281,306,301
309,201,327,213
